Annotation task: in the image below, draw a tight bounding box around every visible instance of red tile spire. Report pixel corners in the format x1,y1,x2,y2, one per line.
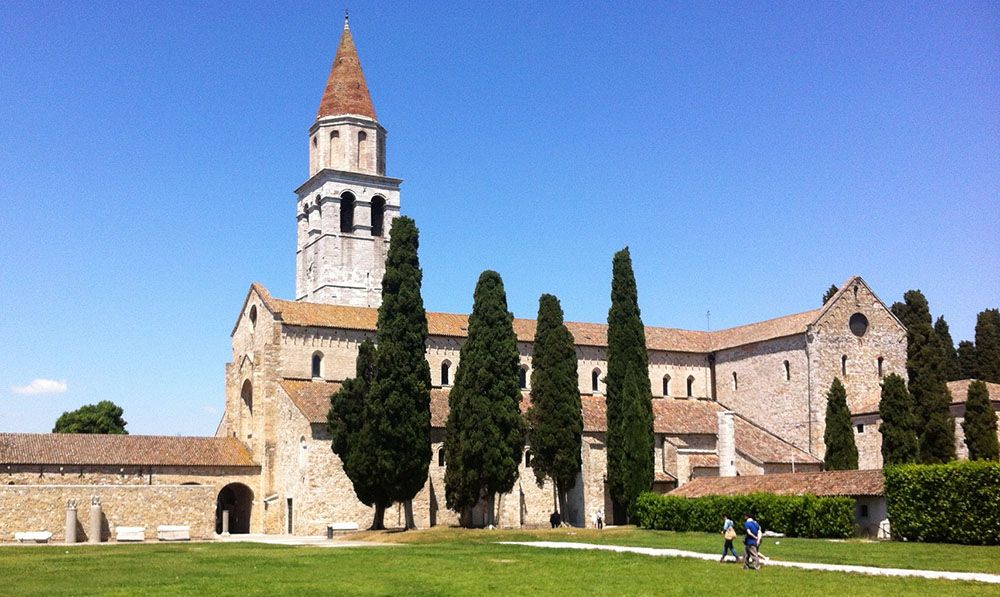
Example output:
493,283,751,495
316,14,377,120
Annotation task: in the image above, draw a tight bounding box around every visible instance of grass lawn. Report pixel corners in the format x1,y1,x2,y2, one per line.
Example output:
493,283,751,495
353,526,1000,575
0,535,996,596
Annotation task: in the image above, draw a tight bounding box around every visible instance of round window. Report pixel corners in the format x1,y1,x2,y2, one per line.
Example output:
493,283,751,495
849,313,869,337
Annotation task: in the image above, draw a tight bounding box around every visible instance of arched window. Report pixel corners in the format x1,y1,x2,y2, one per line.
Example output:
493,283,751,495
877,357,884,378
591,369,601,393
340,192,355,233
437,448,445,467
248,305,257,331
524,450,532,467
732,372,738,391
783,360,790,381
328,129,339,167
357,131,367,169
841,355,848,376
371,196,385,237
440,361,451,386
662,374,671,397
311,352,324,378
519,366,528,390
686,376,695,398
241,380,253,414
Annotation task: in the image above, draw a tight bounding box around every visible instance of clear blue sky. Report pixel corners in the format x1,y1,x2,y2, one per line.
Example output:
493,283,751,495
1,1,997,436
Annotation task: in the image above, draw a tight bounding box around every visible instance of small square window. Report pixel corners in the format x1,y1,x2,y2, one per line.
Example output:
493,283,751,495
856,424,864,434
859,504,869,518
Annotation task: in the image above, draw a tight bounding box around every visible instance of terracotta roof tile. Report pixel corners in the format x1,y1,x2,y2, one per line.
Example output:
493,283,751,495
669,469,884,498
0,434,256,467
279,379,342,424
687,454,720,469
852,378,1000,415
317,22,376,120
733,417,820,464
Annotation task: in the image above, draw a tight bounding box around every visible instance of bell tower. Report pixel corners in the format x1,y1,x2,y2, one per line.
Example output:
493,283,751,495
295,16,401,306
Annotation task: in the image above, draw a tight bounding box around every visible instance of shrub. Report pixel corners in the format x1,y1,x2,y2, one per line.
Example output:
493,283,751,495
632,491,853,539
885,461,1000,545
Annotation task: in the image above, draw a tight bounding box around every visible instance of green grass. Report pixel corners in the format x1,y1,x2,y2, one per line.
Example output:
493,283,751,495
0,537,997,596
355,526,1000,574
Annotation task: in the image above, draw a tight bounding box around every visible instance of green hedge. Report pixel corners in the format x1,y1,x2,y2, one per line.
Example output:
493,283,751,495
632,491,854,539
885,461,1000,545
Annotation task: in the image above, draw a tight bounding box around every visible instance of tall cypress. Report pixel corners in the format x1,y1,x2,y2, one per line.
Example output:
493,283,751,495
526,294,582,517
823,378,858,470
897,290,956,463
605,247,653,518
367,216,432,529
957,341,978,381
878,373,919,465
963,380,999,461
975,309,1000,383
822,284,839,305
328,341,390,528
934,316,960,381
443,271,524,526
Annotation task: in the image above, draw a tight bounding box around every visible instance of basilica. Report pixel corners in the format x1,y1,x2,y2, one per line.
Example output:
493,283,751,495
1,20,926,540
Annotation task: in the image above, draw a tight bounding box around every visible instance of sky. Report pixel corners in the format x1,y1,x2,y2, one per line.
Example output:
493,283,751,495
1,1,997,436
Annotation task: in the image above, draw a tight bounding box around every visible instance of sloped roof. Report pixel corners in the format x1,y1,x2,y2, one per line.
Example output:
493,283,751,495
279,379,342,423
733,417,819,465
852,378,1000,416
669,469,884,498
0,434,256,468
317,20,376,120
249,285,828,354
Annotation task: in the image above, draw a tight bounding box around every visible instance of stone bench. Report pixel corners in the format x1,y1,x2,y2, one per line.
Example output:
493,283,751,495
156,525,191,541
14,531,52,544
326,522,359,537
115,526,146,542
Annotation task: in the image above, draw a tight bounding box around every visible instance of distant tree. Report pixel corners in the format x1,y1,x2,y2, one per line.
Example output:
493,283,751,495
53,401,128,434
975,309,1000,383
890,301,908,324
526,294,582,517
822,284,839,305
957,341,978,381
934,316,960,381
605,247,654,519
327,341,388,529
878,374,919,465
962,380,999,461
444,271,524,527
823,378,858,470
367,216,432,530
896,290,955,463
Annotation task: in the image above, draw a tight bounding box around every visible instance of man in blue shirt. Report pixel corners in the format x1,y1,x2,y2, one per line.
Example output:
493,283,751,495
742,514,762,570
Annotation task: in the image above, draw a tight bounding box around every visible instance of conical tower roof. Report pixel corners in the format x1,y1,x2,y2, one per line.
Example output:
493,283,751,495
316,17,377,120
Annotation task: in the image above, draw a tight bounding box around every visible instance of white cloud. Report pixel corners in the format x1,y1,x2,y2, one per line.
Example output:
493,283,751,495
11,379,68,395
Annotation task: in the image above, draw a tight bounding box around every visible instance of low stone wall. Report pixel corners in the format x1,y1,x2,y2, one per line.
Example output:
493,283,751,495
0,485,217,543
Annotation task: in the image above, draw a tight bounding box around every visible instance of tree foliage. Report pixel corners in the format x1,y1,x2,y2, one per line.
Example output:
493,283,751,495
878,373,919,465
957,340,978,381
605,247,654,516
443,271,524,526
525,294,582,515
975,308,1000,383
934,316,960,381
896,290,955,463
822,284,839,305
53,401,128,434
823,378,858,470
963,380,999,461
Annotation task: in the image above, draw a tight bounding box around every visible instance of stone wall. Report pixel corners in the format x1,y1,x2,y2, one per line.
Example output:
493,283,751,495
1,466,258,489
0,485,217,542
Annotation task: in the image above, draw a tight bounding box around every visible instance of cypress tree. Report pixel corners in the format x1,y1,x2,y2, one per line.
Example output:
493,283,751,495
822,284,839,305
878,373,919,465
526,294,582,517
897,290,956,463
963,380,999,461
605,247,654,518
443,271,524,526
367,216,432,529
327,341,390,528
975,309,1000,383
823,378,858,470
957,340,978,381
934,316,960,381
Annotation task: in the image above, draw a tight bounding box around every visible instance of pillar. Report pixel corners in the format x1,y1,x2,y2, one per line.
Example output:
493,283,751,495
65,500,77,544
717,411,737,477
88,496,102,543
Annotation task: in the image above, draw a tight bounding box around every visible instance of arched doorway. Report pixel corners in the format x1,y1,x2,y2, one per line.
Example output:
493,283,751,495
216,483,253,534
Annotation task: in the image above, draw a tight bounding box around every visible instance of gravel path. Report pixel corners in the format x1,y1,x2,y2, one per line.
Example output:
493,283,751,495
498,541,1000,585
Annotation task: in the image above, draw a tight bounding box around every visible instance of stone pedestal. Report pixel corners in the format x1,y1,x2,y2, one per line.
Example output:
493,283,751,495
89,496,102,543
65,500,77,544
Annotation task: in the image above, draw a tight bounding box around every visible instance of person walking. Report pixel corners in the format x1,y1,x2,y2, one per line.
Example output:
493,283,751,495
720,514,740,563
742,514,762,570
